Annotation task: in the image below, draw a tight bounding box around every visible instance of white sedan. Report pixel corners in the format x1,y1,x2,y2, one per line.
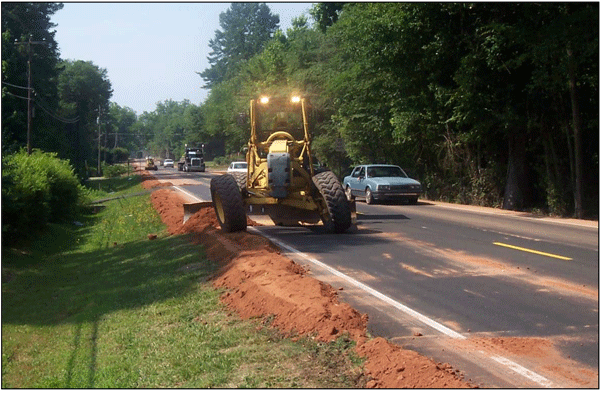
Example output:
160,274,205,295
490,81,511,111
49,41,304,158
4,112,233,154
227,161,248,173
163,159,174,168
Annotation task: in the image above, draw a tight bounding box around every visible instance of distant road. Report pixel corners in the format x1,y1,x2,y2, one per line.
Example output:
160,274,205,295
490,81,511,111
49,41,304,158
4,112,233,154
152,167,599,388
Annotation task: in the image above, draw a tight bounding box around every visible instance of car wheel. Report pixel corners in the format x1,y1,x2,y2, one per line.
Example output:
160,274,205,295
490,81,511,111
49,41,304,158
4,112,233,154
345,185,353,201
365,187,374,205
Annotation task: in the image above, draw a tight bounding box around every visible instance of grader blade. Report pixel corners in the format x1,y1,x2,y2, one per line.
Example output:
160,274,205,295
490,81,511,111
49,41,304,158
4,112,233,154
183,202,213,223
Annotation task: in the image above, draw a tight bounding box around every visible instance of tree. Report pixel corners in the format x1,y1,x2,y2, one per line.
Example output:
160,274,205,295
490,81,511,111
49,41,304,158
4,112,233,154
104,103,137,160
521,3,598,218
1,2,64,154
57,60,113,176
309,2,346,33
199,3,279,88
193,3,597,216
330,3,598,215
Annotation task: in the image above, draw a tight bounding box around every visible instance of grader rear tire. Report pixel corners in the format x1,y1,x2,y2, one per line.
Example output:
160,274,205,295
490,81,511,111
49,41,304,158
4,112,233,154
231,172,247,193
210,174,247,232
312,171,352,233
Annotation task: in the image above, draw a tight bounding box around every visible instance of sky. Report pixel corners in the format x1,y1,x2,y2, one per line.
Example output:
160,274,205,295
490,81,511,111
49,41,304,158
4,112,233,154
51,2,314,115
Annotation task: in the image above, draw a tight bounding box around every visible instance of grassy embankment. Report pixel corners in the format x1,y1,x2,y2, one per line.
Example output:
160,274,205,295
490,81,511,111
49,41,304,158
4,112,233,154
2,174,364,388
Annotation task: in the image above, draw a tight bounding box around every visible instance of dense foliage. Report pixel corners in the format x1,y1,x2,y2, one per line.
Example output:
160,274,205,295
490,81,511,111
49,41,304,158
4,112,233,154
196,2,598,218
1,3,64,154
2,150,89,243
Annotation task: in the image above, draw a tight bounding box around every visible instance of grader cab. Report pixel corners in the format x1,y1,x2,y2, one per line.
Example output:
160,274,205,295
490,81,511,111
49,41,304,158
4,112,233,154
210,95,353,233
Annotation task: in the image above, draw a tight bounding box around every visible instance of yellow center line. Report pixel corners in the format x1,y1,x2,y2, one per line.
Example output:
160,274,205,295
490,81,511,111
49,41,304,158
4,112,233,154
493,242,572,260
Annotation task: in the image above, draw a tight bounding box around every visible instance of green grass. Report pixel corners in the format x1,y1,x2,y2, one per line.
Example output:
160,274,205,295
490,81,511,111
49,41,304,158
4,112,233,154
2,175,365,388
84,174,145,201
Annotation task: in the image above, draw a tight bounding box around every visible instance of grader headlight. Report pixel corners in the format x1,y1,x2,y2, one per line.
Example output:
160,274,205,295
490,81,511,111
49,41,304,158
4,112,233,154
291,96,301,103
259,96,270,104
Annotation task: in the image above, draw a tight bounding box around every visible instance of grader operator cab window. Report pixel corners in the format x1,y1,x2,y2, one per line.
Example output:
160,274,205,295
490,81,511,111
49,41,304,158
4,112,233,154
256,96,304,142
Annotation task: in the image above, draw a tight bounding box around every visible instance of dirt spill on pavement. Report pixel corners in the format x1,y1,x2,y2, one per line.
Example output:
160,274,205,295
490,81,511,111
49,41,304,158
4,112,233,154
445,336,598,388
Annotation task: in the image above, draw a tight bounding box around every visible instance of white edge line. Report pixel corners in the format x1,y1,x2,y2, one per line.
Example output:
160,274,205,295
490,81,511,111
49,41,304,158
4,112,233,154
248,226,556,388
248,226,466,340
173,186,204,202
435,202,597,230
491,355,553,387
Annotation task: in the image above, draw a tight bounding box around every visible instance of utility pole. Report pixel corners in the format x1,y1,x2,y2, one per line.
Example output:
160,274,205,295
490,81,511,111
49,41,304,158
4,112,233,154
14,36,49,155
97,106,102,176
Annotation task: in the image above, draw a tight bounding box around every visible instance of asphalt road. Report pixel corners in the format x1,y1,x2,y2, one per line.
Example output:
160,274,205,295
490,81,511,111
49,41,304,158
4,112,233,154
151,166,598,388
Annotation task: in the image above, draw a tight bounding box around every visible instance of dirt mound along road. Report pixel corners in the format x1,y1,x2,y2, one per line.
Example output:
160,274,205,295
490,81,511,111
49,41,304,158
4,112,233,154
145,176,474,389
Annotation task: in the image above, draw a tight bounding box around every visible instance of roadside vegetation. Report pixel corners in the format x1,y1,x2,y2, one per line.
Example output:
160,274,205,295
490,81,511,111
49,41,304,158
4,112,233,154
2,3,597,217
2,174,365,388
1,149,90,245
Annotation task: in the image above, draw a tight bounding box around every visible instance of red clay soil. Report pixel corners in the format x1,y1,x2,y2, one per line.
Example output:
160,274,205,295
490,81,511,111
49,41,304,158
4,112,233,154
145,179,475,388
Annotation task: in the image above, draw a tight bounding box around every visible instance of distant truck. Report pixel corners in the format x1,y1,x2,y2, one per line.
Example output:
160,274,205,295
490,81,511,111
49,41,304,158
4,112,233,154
178,146,205,172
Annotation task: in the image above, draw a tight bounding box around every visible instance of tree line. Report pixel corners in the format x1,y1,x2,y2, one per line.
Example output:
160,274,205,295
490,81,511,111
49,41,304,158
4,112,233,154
198,2,598,218
2,3,597,218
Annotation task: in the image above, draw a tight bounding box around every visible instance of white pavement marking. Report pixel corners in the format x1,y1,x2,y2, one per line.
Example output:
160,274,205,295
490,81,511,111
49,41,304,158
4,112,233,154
172,186,204,202
248,226,556,388
491,355,553,387
248,227,466,339
433,202,597,229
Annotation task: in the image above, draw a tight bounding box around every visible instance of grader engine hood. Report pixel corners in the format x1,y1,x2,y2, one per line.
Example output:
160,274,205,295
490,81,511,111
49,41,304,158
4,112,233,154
267,139,290,199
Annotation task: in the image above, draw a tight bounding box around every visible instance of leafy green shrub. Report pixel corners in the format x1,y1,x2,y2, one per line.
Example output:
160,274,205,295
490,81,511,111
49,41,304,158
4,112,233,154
2,149,88,243
102,163,129,178
213,156,228,165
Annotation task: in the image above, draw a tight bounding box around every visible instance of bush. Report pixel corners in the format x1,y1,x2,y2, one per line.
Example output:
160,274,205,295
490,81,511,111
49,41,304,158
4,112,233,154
212,156,226,165
2,149,88,243
102,163,129,178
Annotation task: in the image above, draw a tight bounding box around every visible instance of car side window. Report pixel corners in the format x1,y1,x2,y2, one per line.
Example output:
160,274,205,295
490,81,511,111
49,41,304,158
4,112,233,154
351,167,360,177
357,167,365,178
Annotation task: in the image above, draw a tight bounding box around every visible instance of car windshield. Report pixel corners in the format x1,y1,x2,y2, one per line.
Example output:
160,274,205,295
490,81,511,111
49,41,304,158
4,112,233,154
234,163,247,169
367,166,408,178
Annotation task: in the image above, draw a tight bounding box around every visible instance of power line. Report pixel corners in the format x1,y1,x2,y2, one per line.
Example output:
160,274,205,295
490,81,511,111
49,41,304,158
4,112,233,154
34,100,79,124
2,81,29,90
33,93,79,123
3,90,29,100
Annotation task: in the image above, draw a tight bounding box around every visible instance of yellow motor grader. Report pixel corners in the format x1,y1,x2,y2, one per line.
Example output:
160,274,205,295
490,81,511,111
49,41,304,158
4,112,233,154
209,95,354,233
144,157,158,170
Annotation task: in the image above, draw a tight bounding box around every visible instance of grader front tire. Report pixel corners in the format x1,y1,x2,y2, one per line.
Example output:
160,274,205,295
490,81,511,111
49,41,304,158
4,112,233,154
210,174,247,232
312,171,352,233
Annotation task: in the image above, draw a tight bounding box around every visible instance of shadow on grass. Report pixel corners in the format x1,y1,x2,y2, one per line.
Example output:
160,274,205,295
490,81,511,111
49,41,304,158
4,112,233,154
3,214,100,270
2,234,216,327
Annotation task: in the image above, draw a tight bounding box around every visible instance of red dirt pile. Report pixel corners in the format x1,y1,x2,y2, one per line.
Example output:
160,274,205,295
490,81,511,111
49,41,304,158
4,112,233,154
149,186,475,388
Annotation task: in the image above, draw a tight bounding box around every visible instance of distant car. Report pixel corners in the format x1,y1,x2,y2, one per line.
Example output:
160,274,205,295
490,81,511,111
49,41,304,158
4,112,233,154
163,159,174,168
343,164,422,205
227,161,248,173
